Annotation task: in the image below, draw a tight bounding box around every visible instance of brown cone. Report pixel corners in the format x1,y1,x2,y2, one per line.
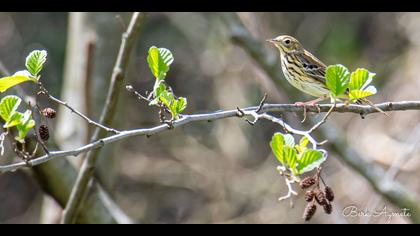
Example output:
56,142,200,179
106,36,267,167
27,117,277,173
303,202,317,221
41,108,57,119
39,124,49,141
304,190,314,202
300,177,316,189
324,186,334,202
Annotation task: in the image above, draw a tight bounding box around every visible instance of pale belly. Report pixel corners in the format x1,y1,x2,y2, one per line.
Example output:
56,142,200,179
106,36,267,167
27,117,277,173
281,59,329,98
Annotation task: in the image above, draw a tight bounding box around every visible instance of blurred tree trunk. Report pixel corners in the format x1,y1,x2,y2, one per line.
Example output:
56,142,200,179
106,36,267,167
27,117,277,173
56,12,128,193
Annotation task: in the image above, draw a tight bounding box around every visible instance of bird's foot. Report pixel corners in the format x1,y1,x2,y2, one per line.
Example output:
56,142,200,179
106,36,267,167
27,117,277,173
295,98,323,123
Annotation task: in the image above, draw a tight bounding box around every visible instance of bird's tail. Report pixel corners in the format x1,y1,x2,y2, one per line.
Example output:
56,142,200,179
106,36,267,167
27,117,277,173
357,98,389,116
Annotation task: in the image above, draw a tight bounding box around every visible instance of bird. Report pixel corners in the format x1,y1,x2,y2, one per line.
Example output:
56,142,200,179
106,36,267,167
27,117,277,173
267,35,330,106
267,35,387,115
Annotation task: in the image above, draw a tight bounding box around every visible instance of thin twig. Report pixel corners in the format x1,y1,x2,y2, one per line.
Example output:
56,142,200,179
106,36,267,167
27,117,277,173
37,83,120,134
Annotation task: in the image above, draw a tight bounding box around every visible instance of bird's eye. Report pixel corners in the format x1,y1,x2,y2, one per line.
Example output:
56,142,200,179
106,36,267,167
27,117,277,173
284,39,291,45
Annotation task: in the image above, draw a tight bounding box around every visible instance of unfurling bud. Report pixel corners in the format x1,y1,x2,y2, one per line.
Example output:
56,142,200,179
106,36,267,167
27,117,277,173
323,202,333,214
42,108,56,119
313,189,328,206
303,202,317,221
300,177,316,189
304,190,314,202
39,124,49,141
324,186,335,202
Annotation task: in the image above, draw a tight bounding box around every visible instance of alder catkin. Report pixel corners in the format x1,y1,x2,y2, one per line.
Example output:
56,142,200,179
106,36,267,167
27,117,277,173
300,177,316,189
42,108,56,119
303,202,317,221
304,190,314,202
39,124,49,141
323,202,333,214
324,186,335,202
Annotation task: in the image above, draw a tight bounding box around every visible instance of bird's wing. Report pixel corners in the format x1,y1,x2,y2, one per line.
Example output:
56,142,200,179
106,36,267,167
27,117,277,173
296,50,327,84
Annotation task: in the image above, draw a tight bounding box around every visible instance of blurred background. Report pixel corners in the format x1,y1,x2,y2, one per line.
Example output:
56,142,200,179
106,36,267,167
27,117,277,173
0,12,419,224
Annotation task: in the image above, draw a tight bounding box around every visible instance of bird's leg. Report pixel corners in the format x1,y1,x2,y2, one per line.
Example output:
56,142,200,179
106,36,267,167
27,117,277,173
295,97,326,113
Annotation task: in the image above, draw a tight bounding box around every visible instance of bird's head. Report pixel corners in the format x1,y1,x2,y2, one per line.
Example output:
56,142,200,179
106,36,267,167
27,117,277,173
267,35,303,53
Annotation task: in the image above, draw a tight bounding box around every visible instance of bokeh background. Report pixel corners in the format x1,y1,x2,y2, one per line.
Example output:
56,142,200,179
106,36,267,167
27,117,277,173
0,12,419,224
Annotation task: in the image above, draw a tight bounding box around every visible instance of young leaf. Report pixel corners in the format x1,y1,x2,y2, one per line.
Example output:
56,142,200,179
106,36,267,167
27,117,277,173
270,132,286,165
283,134,295,147
0,71,34,93
149,82,166,106
25,50,47,77
175,97,187,114
15,110,35,143
4,112,24,128
325,64,350,97
147,46,174,80
296,136,309,154
0,95,22,122
159,90,174,109
349,89,376,100
297,149,326,174
349,68,375,91
284,146,298,174
299,136,309,149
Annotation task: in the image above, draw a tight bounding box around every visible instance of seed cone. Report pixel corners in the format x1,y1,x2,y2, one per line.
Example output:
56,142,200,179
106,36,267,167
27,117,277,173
303,202,317,221
42,108,56,119
323,202,333,214
324,186,334,202
300,177,316,189
39,124,49,141
304,190,314,202
314,189,328,206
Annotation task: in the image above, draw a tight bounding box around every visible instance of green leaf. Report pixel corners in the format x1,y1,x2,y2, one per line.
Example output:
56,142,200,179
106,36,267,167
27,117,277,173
284,146,298,174
349,89,376,100
175,97,187,114
297,149,326,174
147,46,174,80
159,90,174,109
0,95,22,122
4,111,24,128
25,50,47,77
326,64,350,97
299,136,309,148
270,132,286,165
296,136,309,154
15,110,35,143
283,134,295,147
0,71,34,93
149,82,166,106
349,68,375,91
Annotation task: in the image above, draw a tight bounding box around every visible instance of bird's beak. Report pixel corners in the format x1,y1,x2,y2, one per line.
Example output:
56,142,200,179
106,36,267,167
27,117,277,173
266,39,275,43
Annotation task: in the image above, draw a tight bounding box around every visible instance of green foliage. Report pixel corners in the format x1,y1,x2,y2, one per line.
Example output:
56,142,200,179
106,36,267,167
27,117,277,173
0,95,21,123
325,64,350,98
146,46,186,120
270,133,326,177
25,50,47,78
0,50,47,93
15,110,35,143
297,149,326,174
0,71,34,93
348,68,377,102
326,64,378,103
0,95,35,143
147,46,174,81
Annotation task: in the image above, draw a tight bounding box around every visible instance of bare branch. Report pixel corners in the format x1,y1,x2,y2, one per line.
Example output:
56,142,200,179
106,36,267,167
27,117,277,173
1,100,419,174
